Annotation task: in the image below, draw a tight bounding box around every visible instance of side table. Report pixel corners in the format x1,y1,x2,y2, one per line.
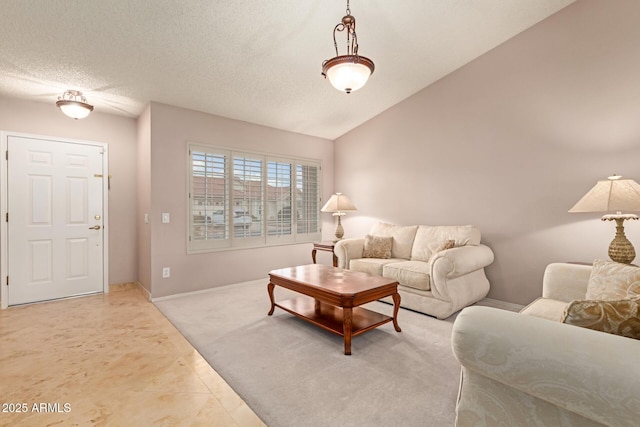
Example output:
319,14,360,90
312,241,338,267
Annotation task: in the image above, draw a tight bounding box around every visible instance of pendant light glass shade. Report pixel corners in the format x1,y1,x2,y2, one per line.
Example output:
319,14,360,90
323,55,374,94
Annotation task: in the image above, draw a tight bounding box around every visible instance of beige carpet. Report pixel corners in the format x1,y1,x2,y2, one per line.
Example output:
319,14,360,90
155,279,463,427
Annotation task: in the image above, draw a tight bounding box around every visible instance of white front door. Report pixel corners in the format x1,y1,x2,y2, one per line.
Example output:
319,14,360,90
3,134,107,306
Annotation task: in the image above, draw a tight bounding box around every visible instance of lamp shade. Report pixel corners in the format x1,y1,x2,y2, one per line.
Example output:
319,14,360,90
569,175,640,213
321,193,357,214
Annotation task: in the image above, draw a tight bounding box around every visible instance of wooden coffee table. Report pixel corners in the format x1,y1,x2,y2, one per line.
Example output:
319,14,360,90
267,264,401,355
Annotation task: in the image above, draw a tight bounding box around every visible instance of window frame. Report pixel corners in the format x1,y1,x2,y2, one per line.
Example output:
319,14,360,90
187,143,322,253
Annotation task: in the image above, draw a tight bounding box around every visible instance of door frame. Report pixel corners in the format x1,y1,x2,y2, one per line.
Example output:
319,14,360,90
0,131,110,309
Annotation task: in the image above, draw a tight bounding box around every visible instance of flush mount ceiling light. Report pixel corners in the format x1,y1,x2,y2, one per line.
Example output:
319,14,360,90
56,89,94,119
321,0,375,94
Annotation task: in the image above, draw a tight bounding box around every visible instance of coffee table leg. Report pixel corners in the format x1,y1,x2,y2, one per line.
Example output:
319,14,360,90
343,307,353,355
267,282,275,315
392,292,402,332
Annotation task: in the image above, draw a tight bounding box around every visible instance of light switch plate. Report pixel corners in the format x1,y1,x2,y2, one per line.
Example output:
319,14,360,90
162,212,170,223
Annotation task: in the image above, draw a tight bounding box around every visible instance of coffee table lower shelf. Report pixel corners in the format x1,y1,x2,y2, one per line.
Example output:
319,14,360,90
275,296,393,338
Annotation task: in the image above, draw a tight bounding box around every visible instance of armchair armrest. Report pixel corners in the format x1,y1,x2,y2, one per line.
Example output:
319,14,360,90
334,238,365,269
542,262,591,302
430,244,494,280
452,306,640,426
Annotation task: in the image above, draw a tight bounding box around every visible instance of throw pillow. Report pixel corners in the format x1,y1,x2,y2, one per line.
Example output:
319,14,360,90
562,297,640,340
585,259,640,300
436,239,456,252
368,222,418,259
362,235,393,259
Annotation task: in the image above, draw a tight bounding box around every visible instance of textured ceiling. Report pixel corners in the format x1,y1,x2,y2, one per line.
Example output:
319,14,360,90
0,0,574,139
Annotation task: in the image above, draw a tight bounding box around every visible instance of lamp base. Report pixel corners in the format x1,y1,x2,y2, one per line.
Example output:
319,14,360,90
333,215,345,241
602,215,638,264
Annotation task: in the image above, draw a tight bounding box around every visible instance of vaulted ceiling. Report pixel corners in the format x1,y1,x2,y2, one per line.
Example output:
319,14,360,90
0,1,575,139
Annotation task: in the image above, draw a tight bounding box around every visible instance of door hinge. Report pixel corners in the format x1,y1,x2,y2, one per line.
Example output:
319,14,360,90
5,212,7,222
6,276,8,286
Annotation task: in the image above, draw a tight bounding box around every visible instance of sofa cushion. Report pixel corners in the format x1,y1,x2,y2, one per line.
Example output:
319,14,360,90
411,225,481,262
383,261,431,291
369,222,418,260
585,259,640,300
520,297,569,322
349,258,405,277
362,235,393,259
562,297,640,340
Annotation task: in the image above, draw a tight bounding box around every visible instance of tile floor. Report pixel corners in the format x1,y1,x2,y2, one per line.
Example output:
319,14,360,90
0,284,265,427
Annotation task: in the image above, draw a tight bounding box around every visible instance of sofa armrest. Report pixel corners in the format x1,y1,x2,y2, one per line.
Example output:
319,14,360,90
334,238,365,269
542,262,591,302
452,306,640,426
430,244,494,281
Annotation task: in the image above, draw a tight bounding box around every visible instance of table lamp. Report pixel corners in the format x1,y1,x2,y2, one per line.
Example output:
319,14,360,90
321,193,357,241
569,175,640,264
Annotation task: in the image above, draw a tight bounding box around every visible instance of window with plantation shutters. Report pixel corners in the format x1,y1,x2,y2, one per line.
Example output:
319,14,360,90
188,144,321,253
232,155,263,244
296,162,320,236
190,148,229,250
267,160,293,240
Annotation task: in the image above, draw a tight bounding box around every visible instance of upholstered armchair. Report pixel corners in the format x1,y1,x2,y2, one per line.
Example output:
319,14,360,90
451,262,640,426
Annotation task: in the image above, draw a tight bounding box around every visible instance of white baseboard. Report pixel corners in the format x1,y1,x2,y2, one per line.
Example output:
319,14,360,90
137,283,151,300
151,279,265,302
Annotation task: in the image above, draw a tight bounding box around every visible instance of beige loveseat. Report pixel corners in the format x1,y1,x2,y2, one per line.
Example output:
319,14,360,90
451,262,640,426
334,222,494,319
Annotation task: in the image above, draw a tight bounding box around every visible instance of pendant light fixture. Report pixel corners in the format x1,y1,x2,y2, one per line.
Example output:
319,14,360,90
321,0,375,94
56,89,94,119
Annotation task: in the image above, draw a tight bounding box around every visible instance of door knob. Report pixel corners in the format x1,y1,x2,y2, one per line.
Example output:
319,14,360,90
89,225,101,230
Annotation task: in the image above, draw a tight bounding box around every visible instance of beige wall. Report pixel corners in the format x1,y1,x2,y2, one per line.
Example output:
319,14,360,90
0,96,138,285
137,105,152,293
334,0,640,305
145,102,334,298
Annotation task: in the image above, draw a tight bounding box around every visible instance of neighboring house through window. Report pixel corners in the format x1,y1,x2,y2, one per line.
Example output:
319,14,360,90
188,143,321,252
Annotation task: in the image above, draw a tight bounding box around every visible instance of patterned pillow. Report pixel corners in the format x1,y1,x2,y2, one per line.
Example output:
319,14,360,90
436,239,456,252
586,259,640,300
562,298,640,340
362,235,393,259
